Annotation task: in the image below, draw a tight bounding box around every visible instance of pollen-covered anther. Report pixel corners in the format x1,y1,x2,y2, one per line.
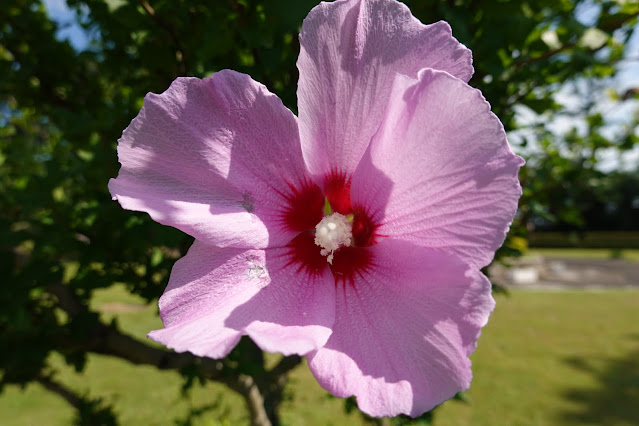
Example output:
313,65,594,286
314,213,353,264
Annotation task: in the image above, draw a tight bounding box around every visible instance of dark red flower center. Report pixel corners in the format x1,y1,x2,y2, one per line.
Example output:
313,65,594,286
282,171,378,285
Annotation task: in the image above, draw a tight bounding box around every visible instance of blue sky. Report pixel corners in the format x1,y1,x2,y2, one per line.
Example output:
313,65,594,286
44,0,91,51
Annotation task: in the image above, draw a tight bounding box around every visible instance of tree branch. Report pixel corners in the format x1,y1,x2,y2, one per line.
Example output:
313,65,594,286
48,282,228,379
268,355,302,378
137,0,187,75
36,373,84,410
46,282,85,316
228,375,272,426
255,355,302,425
48,282,273,425
89,322,273,425
91,322,226,375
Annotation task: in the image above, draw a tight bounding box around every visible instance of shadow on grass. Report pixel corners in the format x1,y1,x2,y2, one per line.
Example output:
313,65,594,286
558,334,639,425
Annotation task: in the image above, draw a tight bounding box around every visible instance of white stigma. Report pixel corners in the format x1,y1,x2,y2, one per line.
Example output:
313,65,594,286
314,213,352,264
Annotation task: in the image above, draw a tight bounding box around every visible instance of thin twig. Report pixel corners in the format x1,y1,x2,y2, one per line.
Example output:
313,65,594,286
137,0,187,74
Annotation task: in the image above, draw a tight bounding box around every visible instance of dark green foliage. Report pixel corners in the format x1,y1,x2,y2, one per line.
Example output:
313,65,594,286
0,0,637,424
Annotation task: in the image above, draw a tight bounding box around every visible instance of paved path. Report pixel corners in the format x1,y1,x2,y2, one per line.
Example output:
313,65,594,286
491,257,639,290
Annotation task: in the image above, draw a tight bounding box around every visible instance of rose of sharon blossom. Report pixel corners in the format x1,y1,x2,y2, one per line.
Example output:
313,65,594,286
108,0,523,418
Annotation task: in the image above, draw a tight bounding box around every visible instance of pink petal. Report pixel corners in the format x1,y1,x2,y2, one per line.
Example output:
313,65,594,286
307,239,494,417
108,70,314,249
297,0,473,178
148,240,336,358
352,69,524,269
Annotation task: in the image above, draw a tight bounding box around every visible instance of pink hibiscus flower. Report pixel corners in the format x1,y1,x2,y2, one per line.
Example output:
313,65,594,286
109,0,523,417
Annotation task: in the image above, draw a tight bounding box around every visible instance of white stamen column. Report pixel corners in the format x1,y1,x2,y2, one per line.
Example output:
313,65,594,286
314,213,353,264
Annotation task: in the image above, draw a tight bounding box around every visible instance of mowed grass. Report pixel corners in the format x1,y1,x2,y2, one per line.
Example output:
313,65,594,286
436,290,639,426
2,286,638,426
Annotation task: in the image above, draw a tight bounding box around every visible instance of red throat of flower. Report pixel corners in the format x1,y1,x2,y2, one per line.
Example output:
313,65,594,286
283,171,378,285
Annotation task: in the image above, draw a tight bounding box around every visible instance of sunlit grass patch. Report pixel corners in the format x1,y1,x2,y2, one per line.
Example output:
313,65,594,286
1,287,638,425
436,290,639,426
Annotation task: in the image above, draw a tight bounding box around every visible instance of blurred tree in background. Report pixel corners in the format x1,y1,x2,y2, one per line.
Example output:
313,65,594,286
1,0,637,424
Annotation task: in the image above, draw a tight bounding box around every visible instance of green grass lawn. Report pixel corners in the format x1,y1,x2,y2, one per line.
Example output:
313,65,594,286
2,286,638,425
436,290,639,426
